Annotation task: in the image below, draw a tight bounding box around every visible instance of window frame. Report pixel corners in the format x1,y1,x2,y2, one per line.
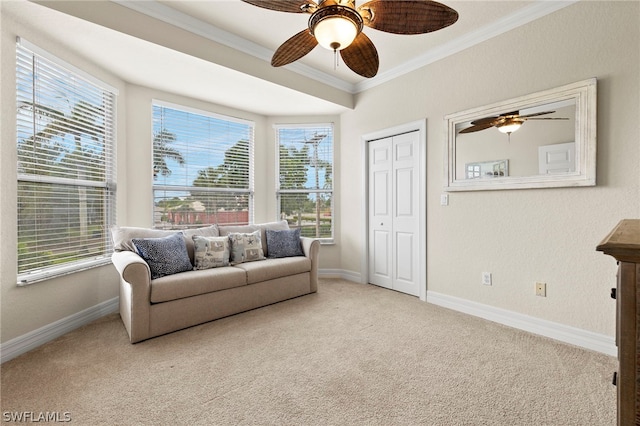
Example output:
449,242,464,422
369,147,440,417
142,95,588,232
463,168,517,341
16,37,117,285
275,123,335,243
151,100,255,229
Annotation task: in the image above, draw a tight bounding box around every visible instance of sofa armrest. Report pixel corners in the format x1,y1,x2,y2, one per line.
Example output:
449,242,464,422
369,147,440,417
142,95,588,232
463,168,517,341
300,237,320,293
112,251,150,285
111,251,152,343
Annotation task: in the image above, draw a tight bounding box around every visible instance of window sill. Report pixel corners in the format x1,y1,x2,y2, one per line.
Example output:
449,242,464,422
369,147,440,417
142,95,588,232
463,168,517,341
17,257,112,286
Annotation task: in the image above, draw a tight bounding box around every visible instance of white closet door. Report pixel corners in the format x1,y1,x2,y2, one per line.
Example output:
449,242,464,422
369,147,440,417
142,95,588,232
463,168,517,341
368,138,393,289
368,131,420,296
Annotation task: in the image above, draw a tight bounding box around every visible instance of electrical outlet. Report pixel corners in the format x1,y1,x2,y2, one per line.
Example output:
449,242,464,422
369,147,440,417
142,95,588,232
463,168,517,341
482,272,492,286
535,282,546,297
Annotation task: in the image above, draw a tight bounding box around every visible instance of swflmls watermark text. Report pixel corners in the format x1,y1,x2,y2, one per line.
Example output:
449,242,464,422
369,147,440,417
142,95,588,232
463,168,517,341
2,411,72,423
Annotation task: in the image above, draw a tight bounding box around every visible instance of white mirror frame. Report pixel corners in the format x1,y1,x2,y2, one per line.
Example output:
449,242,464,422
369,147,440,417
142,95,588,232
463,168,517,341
444,78,597,191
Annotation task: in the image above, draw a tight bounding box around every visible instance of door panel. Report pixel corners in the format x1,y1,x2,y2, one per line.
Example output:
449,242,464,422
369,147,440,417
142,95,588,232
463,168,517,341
372,230,391,284
395,232,414,282
373,171,390,216
395,167,414,217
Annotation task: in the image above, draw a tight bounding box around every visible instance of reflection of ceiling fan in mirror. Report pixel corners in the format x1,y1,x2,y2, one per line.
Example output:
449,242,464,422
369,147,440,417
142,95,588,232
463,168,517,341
241,0,458,78
459,111,569,136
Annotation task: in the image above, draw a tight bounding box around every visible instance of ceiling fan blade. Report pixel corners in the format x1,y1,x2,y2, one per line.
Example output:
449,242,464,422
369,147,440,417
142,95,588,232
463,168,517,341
271,29,318,67
340,32,379,78
524,117,570,120
359,0,458,34
459,122,496,134
241,0,316,13
517,110,556,119
470,116,501,126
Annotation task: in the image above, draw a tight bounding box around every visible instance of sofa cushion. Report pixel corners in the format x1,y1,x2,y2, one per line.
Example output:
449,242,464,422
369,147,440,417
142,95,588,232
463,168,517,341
229,230,265,265
132,232,193,280
219,220,289,257
218,224,258,236
192,235,230,270
150,266,247,303
111,225,219,262
234,256,311,284
266,228,304,258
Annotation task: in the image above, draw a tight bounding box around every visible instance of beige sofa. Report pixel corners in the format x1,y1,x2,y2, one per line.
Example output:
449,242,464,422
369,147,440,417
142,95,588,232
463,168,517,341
111,221,319,343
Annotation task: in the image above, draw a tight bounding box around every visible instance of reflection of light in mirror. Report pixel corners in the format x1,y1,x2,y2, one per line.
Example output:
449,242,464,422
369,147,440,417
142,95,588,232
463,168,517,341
455,102,575,180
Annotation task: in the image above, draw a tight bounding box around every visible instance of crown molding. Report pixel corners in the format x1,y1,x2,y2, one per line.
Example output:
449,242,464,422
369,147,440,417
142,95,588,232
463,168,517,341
112,0,578,96
111,0,355,93
356,0,580,93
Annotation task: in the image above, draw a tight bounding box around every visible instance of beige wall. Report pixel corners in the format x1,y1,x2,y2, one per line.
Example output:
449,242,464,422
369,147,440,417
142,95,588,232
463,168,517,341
339,1,639,336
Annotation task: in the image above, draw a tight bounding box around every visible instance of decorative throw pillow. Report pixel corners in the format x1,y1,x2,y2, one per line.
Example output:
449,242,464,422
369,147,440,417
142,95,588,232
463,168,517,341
132,232,192,279
229,230,265,265
266,228,304,258
192,235,230,270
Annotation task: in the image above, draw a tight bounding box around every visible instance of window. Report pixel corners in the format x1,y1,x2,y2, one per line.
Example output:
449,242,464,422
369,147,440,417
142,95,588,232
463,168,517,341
275,124,334,241
152,102,254,228
16,38,117,285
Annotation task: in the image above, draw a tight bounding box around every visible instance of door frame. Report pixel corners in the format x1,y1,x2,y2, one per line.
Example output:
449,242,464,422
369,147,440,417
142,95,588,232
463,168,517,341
360,120,427,301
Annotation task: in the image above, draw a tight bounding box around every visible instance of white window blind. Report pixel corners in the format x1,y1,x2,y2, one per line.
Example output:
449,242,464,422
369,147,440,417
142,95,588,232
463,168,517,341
275,124,334,241
16,39,117,285
152,102,254,228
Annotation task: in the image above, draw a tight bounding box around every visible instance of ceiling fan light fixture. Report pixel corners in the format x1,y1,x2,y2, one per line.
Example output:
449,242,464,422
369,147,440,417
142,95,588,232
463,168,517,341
497,118,524,134
309,4,363,51
497,123,522,134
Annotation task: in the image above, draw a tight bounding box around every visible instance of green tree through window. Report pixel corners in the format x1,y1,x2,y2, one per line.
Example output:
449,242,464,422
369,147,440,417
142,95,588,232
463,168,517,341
152,102,254,228
16,40,116,284
276,125,334,240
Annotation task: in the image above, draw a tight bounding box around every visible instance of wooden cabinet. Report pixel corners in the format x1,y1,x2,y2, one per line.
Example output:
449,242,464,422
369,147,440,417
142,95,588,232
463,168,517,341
597,220,640,426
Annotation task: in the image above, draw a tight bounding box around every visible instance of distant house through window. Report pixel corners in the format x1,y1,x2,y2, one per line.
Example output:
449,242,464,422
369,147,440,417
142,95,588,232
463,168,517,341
152,101,254,229
16,38,117,285
275,124,334,242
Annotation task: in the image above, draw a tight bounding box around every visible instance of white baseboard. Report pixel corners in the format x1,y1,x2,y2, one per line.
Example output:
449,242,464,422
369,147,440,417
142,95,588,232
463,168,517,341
1,297,119,364
319,269,361,282
427,290,616,356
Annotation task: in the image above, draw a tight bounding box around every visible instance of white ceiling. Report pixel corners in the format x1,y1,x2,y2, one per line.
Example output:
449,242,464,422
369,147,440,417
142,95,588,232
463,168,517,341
6,0,577,116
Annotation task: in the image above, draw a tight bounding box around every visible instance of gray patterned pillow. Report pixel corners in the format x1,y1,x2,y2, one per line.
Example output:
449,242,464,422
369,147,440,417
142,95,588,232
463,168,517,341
192,235,230,270
266,228,304,258
229,230,265,265
132,232,193,279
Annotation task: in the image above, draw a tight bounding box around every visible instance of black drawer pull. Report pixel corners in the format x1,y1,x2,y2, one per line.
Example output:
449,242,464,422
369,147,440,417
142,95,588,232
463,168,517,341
611,288,617,299
613,371,617,386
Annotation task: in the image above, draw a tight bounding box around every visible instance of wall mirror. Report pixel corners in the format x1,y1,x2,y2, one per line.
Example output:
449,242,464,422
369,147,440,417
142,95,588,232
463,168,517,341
444,78,596,191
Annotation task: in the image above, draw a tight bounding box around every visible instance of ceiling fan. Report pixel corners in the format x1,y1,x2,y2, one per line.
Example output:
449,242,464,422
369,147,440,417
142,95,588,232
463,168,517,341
458,111,569,136
241,0,459,78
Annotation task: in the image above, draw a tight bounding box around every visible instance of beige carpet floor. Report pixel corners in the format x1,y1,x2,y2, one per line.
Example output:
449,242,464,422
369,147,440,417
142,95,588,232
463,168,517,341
1,279,617,425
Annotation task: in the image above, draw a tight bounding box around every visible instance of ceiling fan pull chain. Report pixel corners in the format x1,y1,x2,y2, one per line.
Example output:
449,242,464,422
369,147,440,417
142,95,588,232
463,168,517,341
334,48,339,70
